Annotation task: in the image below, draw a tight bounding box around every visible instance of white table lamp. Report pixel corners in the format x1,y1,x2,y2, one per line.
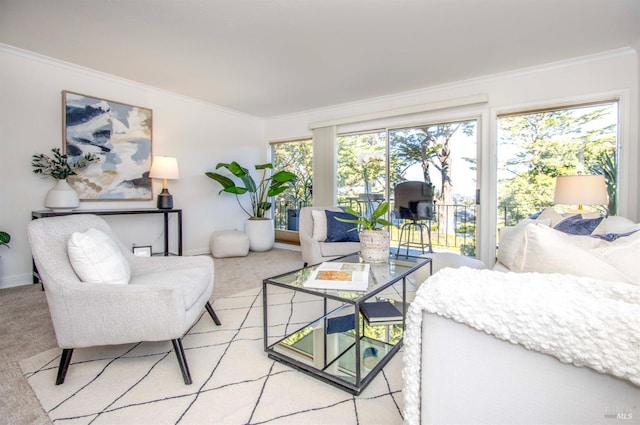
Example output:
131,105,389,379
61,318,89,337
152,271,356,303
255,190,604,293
149,156,180,209
553,174,607,212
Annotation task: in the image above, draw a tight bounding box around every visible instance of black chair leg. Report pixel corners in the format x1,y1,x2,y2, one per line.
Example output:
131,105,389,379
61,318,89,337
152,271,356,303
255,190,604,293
172,338,192,385
56,348,73,385
205,301,221,326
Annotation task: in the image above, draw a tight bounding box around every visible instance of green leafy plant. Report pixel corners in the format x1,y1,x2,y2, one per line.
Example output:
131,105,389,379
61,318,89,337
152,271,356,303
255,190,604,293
335,201,394,231
32,148,99,180
589,151,617,216
0,231,10,249
206,161,298,218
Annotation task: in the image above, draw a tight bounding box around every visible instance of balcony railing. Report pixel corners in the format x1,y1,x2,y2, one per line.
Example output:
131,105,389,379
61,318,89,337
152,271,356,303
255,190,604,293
274,200,478,253
274,199,538,257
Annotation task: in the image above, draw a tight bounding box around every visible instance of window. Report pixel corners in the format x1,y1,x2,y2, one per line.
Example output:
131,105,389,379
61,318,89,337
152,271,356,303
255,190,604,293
497,101,618,228
271,138,313,232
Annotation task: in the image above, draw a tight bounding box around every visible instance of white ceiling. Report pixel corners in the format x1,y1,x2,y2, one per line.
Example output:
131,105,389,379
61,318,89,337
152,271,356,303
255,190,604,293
2,0,639,118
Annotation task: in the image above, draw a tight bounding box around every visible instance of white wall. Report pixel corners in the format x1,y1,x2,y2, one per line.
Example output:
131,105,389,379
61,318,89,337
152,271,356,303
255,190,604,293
0,45,265,288
265,48,639,267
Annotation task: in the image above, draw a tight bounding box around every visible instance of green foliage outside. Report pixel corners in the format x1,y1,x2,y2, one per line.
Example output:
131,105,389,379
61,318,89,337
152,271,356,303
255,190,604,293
272,139,314,209
336,132,387,201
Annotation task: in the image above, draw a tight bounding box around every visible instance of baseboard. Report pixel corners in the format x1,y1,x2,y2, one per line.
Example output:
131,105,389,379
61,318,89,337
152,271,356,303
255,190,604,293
185,244,300,255
0,273,34,289
274,242,300,251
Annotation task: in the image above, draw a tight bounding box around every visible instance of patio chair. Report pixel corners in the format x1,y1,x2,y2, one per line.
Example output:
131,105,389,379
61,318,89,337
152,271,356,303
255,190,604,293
393,181,435,256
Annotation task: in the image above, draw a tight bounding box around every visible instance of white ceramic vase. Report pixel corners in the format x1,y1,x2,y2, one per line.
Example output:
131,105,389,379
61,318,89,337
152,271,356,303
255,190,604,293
45,179,80,211
245,218,275,252
359,229,390,263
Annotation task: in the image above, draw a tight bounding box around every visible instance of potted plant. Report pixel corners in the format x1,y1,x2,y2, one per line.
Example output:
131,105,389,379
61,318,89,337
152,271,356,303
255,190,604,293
206,161,297,251
32,148,99,211
336,201,394,263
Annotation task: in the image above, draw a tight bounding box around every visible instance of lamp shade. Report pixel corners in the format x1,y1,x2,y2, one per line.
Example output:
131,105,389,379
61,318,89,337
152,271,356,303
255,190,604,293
149,156,180,180
553,174,607,206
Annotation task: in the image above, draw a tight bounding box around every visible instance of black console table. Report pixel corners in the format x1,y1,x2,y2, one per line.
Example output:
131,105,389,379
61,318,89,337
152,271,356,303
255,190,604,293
31,208,183,283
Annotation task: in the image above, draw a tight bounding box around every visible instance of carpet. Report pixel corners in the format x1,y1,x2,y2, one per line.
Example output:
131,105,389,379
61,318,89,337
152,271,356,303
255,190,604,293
19,285,404,425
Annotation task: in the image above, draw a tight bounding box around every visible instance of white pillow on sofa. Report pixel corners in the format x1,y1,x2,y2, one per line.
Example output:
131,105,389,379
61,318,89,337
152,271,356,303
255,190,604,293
518,223,632,284
67,228,131,285
590,233,640,285
601,216,640,234
497,218,550,271
311,210,328,242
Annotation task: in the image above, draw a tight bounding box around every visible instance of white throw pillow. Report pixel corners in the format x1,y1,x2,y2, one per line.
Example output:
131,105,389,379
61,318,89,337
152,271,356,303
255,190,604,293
590,233,640,285
601,216,640,234
311,210,328,242
67,228,131,284
497,218,550,271
518,223,632,284
536,207,565,227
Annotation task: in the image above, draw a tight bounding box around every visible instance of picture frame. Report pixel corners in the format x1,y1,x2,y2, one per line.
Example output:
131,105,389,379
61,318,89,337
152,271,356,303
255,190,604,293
132,245,152,257
62,90,153,201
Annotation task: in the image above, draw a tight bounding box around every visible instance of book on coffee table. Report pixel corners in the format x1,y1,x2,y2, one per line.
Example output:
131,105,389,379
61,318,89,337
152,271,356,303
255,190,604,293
303,262,370,291
360,301,403,324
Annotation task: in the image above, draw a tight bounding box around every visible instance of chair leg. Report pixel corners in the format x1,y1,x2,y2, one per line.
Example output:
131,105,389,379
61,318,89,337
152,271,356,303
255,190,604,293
172,338,192,385
205,301,221,326
396,222,407,258
418,222,426,254
56,348,73,385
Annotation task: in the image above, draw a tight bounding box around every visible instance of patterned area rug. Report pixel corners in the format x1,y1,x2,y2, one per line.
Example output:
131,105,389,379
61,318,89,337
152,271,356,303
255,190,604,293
20,286,404,424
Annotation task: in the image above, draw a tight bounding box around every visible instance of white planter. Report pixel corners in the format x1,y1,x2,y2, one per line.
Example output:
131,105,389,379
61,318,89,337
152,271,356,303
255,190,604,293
359,229,390,263
245,218,275,252
45,179,79,211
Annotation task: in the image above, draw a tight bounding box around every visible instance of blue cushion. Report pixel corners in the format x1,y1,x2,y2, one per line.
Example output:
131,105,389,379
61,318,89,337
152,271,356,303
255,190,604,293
325,210,360,242
591,229,640,242
554,214,603,235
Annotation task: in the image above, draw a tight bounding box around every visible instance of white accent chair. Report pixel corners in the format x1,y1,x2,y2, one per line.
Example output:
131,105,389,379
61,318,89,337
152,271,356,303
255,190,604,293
27,214,220,385
299,206,360,266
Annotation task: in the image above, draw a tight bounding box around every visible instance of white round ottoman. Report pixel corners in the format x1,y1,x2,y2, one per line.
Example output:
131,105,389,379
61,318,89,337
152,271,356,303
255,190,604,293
210,230,250,258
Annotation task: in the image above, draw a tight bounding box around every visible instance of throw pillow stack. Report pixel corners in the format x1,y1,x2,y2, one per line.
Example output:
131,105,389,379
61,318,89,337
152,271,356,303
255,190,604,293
498,208,640,285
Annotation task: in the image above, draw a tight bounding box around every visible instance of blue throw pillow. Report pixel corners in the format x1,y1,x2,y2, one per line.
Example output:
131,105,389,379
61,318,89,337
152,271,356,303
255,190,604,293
325,210,360,242
554,214,603,235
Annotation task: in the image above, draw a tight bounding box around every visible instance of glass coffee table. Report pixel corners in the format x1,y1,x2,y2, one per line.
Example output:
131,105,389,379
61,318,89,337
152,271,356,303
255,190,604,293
262,252,432,394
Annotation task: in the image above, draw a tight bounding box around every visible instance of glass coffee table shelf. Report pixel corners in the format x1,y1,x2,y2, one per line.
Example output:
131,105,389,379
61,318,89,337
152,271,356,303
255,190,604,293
262,252,431,394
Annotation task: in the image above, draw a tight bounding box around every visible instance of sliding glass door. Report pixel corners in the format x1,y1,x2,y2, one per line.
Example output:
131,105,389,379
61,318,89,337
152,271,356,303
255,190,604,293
335,119,479,257
389,120,478,256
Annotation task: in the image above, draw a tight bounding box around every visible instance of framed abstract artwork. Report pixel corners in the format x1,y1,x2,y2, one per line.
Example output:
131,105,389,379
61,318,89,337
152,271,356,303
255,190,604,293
62,90,153,200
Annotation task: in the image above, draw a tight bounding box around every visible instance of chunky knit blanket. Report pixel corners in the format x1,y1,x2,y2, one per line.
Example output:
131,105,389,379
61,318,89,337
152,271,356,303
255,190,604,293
402,267,640,425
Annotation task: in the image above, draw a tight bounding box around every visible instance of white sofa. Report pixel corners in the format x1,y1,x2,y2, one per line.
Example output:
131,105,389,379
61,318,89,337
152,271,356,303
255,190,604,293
404,212,640,424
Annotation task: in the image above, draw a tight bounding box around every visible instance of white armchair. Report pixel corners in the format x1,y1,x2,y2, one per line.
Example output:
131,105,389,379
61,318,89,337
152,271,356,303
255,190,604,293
299,206,360,266
27,214,220,385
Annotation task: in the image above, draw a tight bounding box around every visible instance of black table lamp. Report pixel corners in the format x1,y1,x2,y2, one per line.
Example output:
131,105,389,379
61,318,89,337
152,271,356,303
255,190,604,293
149,156,179,209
